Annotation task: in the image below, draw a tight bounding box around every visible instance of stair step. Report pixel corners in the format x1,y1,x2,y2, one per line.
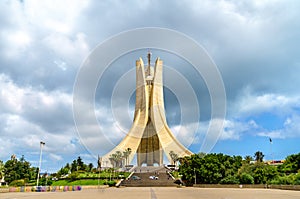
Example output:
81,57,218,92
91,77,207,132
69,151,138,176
121,166,178,187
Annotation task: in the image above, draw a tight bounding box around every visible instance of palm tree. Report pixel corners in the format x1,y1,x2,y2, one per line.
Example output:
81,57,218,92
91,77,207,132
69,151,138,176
109,154,117,168
169,151,179,165
115,151,123,167
254,151,264,162
123,148,132,166
244,155,253,164
110,151,124,168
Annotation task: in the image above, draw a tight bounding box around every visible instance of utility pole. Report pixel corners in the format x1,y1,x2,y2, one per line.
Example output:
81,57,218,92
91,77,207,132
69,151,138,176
36,141,45,186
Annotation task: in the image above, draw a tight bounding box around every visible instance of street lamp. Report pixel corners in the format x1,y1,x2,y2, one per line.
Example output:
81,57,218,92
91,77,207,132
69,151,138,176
36,141,45,186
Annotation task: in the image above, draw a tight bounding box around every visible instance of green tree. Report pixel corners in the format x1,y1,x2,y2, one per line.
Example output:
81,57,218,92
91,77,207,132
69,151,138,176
115,151,123,167
244,155,253,164
169,151,179,165
65,163,71,170
39,176,53,186
123,148,132,166
109,151,124,168
88,163,94,172
4,155,33,184
109,156,116,168
77,156,84,171
270,175,293,185
177,152,300,185
254,151,264,162
279,153,300,174
239,173,254,184
57,167,70,177
294,173,300,185
219,175,240,184
179,153,243,185
69,172,79,181
0,160,4,181
71,160,78,172
250,162,278,184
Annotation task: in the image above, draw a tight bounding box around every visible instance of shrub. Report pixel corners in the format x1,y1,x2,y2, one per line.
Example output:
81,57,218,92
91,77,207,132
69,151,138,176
239,173,254,184
270,177,291,185
104,180,116,187
9,179,25,186
293,173,300,185
219,175,240,184
39,177,53,186
69,172,79,181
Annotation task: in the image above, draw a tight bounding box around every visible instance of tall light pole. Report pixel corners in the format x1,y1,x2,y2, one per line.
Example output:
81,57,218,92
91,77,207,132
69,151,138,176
36,141,45,186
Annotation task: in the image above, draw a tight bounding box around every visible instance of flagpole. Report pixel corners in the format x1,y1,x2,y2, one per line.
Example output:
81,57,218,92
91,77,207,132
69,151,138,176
269,138,273,164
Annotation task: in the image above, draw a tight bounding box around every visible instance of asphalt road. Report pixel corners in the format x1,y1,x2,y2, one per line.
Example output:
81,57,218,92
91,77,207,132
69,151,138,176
1,187,300,199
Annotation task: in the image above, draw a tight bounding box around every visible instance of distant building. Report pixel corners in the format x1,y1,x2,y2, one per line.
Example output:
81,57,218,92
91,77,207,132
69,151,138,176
265,160,285,165
249,160,285,165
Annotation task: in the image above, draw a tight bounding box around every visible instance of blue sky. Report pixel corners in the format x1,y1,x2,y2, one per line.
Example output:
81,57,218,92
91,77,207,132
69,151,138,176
0,0,300,172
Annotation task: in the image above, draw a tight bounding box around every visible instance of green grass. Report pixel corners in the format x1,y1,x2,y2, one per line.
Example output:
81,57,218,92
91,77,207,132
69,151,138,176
77,171,130,179
50,171,130,186
171,171,181,178
52,179,109,186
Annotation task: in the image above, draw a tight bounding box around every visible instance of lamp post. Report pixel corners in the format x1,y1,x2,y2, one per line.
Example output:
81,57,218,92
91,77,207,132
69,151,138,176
36,141,45,186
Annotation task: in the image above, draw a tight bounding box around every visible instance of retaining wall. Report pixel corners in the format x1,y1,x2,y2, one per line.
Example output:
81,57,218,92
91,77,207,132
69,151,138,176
0,185,82,193
193,184,300,191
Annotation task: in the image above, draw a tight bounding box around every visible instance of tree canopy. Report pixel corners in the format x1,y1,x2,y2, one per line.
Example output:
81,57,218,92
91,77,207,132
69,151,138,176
1,151,300,186
178,152,300,185
3,155,36,184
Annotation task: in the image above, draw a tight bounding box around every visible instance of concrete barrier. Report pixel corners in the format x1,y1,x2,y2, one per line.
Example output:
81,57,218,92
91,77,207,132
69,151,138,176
0,188,9,193
193,184,300,191
82,185,109,189
0,186,82,193
268,185,300,191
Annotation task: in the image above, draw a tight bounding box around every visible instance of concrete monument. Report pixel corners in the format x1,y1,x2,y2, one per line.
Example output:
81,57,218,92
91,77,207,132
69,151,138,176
102,52,193,167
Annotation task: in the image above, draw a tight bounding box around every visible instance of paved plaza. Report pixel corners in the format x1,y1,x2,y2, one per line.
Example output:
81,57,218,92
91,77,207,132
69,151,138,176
1,187,300,199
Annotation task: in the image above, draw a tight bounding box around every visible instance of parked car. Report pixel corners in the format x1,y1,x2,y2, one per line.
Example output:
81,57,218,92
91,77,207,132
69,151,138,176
149,176,159,180
131,175,141,180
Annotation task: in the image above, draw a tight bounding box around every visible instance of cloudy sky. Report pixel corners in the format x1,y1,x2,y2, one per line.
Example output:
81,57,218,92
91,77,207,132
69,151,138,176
1,0,300,172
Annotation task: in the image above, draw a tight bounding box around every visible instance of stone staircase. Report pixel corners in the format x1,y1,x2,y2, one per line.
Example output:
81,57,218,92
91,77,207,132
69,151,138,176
121,166,178,187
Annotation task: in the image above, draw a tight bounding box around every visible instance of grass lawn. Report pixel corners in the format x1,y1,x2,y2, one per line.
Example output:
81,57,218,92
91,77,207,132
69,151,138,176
52,179,109,186
77,171,130,179
49,171,130,186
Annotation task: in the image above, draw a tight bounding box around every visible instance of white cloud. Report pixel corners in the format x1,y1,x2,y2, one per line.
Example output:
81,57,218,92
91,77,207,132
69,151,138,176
0,0,300,170
0,74,24,113
43,32,90,65
232,87,300,116
257,130,283,139
228,87,300,140
0,74,73,132
0,0,90,66
0,74,79,162
0,134,15,159
49,153,63,161
24,0,90,34
170,122,199,148
220,120,242,140
4,30,32,58
199,118,255,143
258,114,300,139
